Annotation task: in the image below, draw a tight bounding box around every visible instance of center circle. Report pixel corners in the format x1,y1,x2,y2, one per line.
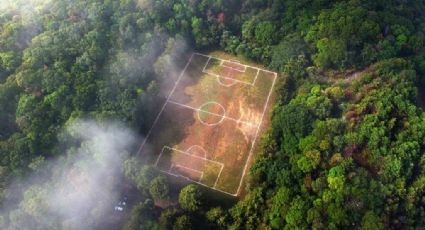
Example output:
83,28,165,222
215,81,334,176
197,102,226,126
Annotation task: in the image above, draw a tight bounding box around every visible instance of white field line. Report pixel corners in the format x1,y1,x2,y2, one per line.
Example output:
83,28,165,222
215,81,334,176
162,146,224,167
221,62,247,73
201,55,258,86
194,53,276,74
168,100,259,128
200,55,252,85
217,77,238,88
213,163,224,188
251,69,260,85
136,54,194,157
154,146,168,166
204,69,253,86
202,56,212,72
173,164,204,175
186,145,208,159
197,102,226,126
160,169,236,196
235,72,277,195
168,163,174,172
170,163,204,183
158,145,232,195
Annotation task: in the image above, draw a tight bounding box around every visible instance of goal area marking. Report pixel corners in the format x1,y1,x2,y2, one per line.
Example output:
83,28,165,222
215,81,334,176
169,163,204,183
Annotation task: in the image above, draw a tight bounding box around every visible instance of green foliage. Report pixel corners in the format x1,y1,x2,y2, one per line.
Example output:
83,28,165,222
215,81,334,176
268,187,292,229
173,215,193,230
229,187,265,229
178,185,203,212
149,176,170,200
285,197,307,228
327,166,345,191
270,34,309,76
159,208,180,229
206,207,228,229
124,200,161,230
243,57,425,229
313,38,347,70
361,211,384,230
254,21,276,45
134,166,157,193
1,0,425,229
297,149,321,173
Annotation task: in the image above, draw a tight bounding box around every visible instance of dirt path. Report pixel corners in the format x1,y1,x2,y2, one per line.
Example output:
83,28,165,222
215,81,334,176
342,67,372,84
312,67,372,85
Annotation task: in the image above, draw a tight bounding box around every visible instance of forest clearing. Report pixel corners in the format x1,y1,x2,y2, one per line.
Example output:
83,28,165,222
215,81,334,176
138,52,277,195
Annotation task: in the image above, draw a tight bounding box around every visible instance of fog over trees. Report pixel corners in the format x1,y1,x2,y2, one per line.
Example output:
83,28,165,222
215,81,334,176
0,0,425,229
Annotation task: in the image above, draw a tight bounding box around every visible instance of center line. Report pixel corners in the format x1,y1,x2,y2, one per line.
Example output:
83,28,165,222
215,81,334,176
168,100,259,128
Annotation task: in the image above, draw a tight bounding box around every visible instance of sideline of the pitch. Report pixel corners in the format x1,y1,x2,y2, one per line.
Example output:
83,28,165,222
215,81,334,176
136,54,195,156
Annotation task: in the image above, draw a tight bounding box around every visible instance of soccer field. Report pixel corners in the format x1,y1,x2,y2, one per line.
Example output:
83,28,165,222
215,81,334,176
137,52,277,196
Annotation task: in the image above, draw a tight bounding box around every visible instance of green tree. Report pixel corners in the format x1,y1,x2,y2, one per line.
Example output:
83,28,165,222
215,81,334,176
124,200,160,230
361,211,384,230
297,149,321,173
178,185,203,212
159,208,180,229
173,215,193,230
255,21,276,45
285,197,308,228
134,166,157,192
149,176,170,200
206,207,228,229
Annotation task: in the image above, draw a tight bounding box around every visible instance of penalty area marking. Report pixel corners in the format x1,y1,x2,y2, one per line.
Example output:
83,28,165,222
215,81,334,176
156,146,226,193
169,163,204,183
195,52,276,74
196,52,275,87
202,56,253,86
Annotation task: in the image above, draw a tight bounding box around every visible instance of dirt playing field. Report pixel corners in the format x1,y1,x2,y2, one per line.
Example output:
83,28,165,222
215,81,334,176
138,52,277,196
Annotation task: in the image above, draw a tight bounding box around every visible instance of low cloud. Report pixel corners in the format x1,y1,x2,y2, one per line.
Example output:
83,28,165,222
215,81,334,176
1,119,137,230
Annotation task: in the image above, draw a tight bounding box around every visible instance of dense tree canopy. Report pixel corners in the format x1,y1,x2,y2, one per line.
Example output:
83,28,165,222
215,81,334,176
1,0,425,229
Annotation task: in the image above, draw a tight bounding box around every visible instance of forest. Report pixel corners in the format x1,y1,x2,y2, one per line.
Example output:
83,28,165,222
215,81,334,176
1,0,425,229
